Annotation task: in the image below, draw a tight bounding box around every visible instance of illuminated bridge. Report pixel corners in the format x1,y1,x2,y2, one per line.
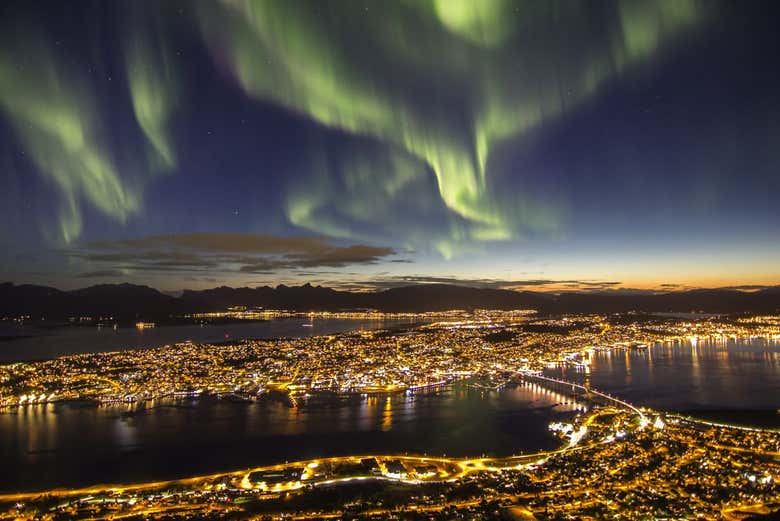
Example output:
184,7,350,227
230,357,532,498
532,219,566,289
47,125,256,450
517,371,646,421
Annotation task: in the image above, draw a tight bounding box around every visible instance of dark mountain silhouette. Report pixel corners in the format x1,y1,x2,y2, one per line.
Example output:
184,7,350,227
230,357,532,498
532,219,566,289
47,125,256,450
359,285,554,312
1,282,779,319
68,283,178,316
0,282,177,319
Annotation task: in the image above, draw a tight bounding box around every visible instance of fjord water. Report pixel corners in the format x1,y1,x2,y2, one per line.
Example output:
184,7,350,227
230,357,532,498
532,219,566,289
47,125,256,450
0,318,422,362
0,382,581,492
548,337,780,425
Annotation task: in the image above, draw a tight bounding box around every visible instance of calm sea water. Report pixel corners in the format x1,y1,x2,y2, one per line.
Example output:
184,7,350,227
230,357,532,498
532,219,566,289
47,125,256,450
0,318,421,362
547,337,780,423
0,382,581,492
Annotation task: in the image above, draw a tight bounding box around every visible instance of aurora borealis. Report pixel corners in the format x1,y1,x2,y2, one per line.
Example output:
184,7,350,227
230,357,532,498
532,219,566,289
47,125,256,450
1,0,779,292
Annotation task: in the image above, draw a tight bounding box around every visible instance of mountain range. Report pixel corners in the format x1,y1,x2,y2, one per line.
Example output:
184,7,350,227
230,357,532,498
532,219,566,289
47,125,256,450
2,282,780,320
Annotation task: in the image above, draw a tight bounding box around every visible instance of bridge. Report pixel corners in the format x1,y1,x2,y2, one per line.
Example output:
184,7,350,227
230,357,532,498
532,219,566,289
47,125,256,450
517,371,646,421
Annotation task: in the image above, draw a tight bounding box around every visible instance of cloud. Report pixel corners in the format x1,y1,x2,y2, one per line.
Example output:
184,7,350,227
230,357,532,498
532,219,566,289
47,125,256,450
79,250,217,267
717,285,773,292
76,269,126,279
90,232,383,255
328,275,623,292
286,245,395,268
71,232,399,276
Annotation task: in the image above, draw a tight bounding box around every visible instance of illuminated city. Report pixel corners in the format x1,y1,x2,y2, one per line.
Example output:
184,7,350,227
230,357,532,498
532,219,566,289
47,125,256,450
3,311,780,409
2,313,780,518
2,0,780,519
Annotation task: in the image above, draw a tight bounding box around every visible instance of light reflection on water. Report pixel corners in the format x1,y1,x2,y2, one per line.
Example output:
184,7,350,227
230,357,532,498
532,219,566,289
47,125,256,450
0,381,582,492
549,337,780,411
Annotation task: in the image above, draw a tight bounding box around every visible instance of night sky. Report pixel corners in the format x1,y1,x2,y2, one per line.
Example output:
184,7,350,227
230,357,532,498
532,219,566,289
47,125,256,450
1,0,779,292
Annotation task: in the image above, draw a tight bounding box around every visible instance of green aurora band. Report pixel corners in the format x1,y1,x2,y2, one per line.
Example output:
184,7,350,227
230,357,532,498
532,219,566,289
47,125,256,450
0,42,139,244
198,0,704,256
124,9,179,171
0,1,706,254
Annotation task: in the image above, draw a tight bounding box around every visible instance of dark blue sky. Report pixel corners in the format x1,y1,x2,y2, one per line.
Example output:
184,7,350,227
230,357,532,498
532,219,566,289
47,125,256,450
0,0,778,292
